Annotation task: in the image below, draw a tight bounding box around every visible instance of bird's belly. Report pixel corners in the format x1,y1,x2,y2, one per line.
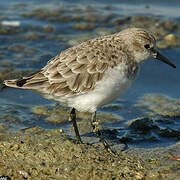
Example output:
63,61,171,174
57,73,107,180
67,66,137,112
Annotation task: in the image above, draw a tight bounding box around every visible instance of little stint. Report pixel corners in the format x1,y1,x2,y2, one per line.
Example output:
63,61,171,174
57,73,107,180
4,28,176,153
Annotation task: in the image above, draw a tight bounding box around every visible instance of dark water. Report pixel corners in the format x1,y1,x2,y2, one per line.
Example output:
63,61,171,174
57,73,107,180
0,0,179,148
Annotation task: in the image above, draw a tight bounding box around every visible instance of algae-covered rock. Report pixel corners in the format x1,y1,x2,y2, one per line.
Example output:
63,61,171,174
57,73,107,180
135,94,180,117
22,32,42,41
73,23,95,30
32,105,69,124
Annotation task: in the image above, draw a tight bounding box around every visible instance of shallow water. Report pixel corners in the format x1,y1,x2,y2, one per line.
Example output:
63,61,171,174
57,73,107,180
0,0,179,148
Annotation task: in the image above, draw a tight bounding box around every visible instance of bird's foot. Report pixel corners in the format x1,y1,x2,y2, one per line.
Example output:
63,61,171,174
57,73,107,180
92,126,119,156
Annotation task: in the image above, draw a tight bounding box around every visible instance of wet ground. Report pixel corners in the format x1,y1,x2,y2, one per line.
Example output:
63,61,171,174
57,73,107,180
0,0,180,179
0,128,179,179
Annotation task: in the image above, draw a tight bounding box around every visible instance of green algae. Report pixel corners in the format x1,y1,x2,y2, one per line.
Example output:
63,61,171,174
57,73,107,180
22,33,42,41
135,94,180,117
73,23,96,31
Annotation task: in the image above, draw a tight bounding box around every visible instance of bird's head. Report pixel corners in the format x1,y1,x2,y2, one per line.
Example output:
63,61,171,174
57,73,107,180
119,28,176,68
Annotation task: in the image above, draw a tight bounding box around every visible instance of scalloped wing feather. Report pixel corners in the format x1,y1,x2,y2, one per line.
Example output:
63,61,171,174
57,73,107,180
5,35,126,97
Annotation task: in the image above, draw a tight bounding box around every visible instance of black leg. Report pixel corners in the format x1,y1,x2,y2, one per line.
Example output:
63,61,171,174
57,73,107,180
0,83,6,91
70,108,82,143
91,112,118,156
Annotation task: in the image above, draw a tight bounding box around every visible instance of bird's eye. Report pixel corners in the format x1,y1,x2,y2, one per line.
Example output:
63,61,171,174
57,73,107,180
144,44,150,49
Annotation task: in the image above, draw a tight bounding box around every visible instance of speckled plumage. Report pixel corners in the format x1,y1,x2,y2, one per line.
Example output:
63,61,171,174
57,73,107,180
4,28,175,113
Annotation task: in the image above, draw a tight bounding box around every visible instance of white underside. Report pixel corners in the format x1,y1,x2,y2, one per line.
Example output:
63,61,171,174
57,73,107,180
54,63,138,113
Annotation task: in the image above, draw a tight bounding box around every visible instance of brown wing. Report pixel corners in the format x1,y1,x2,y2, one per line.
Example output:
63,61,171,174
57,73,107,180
41,42,112,97
5,35,123,97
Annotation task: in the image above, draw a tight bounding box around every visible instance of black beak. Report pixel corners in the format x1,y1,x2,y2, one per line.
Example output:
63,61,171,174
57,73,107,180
155,51,176,68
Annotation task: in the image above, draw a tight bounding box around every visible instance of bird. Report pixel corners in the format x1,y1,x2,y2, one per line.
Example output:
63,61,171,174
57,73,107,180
4,28,176,152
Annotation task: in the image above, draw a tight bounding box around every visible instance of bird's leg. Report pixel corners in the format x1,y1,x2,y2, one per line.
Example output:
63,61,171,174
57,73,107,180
70,108,82,143
91,111,117,156
0,83,6,91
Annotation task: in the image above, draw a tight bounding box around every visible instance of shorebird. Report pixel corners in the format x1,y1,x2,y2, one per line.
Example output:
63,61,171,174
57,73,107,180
4,28,176,152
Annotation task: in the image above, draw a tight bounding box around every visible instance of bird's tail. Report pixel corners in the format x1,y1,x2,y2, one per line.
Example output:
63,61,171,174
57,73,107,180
4,71,48,90
4,78,25,88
